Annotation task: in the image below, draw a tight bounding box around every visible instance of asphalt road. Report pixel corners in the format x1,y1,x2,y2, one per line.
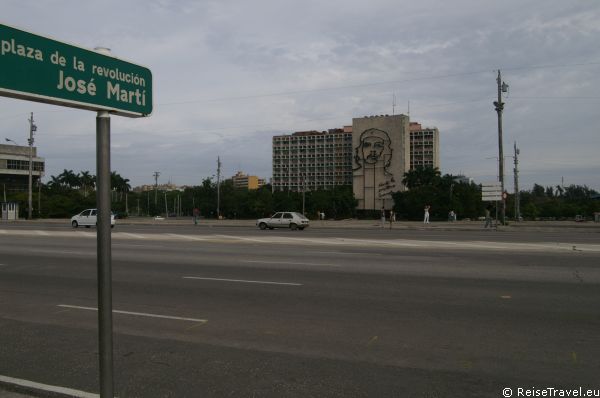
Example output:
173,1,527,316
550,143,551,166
1,223,599,397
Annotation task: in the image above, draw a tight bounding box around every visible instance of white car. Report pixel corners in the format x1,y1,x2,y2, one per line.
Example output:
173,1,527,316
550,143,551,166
71,209,115,228
257,212,309,230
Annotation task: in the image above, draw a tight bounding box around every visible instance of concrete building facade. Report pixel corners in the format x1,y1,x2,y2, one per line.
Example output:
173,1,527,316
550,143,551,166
231,171,266,190
0,143,45,193
272,128,353,192
352,115,410,211
409,122,440,170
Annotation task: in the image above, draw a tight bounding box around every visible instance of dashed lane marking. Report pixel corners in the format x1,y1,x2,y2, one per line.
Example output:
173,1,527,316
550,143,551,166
183,276,303,286
242,260,340,267
0,375,99,398
57,304,207,323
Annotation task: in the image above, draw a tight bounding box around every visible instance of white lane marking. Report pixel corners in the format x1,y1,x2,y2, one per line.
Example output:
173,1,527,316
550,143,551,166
34,230,50,236
242,260,340,267
57,304,207,323
0,375,98,398
313,251,382,256
166,233,211,241
183,276,302,286
27,248,92,256
214,234,266,243
117,232,146,239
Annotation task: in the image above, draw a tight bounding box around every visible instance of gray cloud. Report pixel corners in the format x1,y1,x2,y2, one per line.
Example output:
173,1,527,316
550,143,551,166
1,0,599,192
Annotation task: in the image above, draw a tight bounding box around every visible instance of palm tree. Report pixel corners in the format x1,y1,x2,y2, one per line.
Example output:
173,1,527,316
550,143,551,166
402,166,442,189
58,169,80,189
79,171,95,197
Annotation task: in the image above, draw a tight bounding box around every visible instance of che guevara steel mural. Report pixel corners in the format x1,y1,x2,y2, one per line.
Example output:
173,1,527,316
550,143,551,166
353,128,397,199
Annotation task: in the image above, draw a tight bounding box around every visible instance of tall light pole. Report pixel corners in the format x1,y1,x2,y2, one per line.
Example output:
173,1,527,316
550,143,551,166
217,157,222,218
27,113,37,219
494,70,509,225
153,171,160,207
513,141,520,222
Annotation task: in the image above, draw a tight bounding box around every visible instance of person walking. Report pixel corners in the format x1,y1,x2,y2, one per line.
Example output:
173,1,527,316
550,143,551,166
381,207,386,228
484,205,492,228
193,208,200,225
423,205,430,224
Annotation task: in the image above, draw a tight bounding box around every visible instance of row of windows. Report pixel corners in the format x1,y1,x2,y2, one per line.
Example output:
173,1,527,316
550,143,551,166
273,182,352,188
273,154,352,163
273,145,352,150
273,134,351,141
4,159,45,172
273,171,352,178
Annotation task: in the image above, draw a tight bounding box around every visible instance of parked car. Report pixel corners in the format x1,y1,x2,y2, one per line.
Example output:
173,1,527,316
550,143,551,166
71,209,115,228
257,212,309,230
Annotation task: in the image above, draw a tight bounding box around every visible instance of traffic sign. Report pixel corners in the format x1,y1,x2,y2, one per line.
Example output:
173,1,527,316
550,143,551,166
481,182,502,201
0,23,152,117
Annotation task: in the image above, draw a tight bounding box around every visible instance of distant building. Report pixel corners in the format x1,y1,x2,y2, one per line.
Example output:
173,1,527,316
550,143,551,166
271,116,440,210
0,143,45,193
409,122,440,170
230,171,266,190
133,183,181,192
272,127,353,192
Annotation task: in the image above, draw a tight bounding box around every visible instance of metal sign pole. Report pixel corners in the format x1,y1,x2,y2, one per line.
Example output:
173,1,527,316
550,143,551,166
96,111,114,397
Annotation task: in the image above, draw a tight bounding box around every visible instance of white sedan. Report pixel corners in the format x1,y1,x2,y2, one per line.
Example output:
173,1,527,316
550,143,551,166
71,209,115,228
257,212,309,230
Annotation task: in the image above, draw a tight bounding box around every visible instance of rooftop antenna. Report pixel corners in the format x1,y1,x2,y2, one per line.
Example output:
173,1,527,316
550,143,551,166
407,100,410,117
392,93,396,115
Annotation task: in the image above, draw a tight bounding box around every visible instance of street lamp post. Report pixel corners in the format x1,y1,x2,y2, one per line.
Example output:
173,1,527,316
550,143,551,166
494,70,509,225
27,113,37,220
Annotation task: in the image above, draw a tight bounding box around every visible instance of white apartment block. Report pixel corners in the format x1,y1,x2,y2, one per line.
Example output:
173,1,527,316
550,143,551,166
272,128,353,192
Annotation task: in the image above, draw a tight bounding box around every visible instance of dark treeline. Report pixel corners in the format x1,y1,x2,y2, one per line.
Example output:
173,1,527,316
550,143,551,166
6,168,598,220
392,167,599,221
8,170,357,219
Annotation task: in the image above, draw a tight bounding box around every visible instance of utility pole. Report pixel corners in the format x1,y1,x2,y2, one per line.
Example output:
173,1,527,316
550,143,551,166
513,141,520,221
494,70,509,225
301,173,306,215
27,112,37,219
153,171,160,207
216,156,221,219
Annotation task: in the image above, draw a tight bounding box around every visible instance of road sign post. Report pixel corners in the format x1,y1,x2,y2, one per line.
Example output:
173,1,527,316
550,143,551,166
1,23,152,397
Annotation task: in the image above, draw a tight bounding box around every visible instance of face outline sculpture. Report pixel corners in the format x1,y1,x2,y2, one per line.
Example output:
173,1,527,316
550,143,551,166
354,128,393,172
362,135,386,164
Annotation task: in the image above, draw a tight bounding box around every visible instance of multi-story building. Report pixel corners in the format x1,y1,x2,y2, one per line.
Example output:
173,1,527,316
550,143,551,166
231,171,266,190
0,143,45,193
272,117,440,209
272,127,353,192
409,122,440,170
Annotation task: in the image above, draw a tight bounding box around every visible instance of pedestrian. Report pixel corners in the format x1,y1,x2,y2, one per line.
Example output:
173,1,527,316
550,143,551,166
423,205,430,224
193,207,200,225
448,210,455,222
484,205,492,228
321,211,325,221
381,207,386,228
389,210,395,229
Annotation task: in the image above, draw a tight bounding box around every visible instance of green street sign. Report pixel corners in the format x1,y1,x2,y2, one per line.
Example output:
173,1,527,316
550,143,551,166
0,23,152,117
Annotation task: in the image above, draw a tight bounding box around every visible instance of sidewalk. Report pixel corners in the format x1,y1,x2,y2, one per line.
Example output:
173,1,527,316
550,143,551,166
4,217,600,232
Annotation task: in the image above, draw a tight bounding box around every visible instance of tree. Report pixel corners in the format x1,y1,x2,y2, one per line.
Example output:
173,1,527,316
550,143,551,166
79,171,94,197
401,166,442,189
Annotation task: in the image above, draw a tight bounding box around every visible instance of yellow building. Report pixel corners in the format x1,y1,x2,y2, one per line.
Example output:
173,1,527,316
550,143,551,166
231,171,265,190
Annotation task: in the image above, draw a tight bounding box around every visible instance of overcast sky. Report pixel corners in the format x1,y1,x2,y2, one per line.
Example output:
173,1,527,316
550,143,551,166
2,0,599,191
